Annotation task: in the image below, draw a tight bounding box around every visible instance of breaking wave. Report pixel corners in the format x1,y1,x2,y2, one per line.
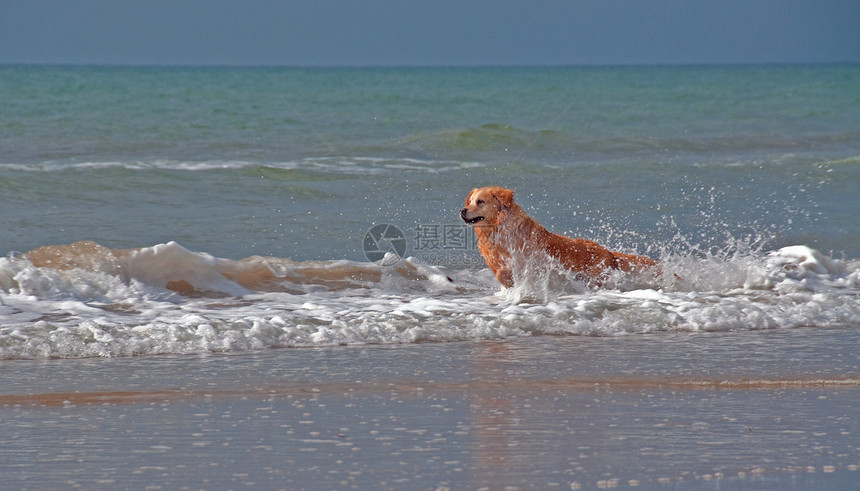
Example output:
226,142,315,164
0,240,858,359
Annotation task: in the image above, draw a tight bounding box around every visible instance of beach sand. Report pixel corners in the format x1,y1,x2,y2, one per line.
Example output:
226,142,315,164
2,328,859,490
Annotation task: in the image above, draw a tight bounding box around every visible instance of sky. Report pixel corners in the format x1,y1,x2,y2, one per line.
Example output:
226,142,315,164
1,0,858,66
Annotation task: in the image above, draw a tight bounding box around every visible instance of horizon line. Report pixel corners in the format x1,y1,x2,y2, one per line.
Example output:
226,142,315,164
2,60,858,70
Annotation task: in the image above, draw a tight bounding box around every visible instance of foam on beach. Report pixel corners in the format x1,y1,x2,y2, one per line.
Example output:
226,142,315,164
0,240,857,359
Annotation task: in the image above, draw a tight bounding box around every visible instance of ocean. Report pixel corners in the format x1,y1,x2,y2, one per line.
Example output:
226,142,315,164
1,64,859,489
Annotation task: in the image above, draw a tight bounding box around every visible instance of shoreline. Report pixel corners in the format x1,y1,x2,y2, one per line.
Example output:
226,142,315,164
2,330,859,489
4,373,860,408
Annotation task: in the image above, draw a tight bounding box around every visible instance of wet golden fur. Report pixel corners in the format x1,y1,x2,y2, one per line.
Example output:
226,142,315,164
460,186,656,288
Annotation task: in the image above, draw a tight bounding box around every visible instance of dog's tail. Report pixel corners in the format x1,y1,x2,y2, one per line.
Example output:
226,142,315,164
612,251,686,287
612,251,658,272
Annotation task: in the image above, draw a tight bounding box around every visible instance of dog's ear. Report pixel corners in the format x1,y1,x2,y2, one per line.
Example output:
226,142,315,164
492,187,515,209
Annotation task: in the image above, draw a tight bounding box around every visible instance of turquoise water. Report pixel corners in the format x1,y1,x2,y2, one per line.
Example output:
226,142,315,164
1,64,859,358
1,64,860,489
2,64,858,260
3,65,857,164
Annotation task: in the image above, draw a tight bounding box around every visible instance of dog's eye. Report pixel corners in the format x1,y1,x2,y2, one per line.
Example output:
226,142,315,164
476,200,484,205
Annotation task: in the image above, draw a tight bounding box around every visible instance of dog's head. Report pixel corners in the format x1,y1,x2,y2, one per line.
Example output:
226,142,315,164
460,186,515,227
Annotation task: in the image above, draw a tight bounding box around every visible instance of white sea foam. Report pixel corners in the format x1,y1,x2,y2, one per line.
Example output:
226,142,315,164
0,157,486,174
0,242,858,359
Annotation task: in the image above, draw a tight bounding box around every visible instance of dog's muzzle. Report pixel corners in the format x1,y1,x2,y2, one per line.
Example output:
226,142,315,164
460,208,484,224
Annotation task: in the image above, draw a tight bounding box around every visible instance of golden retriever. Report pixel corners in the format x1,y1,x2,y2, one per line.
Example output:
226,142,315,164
461,186,656,288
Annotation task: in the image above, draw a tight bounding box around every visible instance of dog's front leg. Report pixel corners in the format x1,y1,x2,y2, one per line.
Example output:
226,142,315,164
495,267,514,288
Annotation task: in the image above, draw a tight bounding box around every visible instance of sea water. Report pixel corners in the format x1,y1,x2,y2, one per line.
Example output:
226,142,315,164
1,64,859,488
1,64,858,358
1,333,859,490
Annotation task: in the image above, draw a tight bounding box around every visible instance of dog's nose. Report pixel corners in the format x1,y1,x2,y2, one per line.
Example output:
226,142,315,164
460,207,469,218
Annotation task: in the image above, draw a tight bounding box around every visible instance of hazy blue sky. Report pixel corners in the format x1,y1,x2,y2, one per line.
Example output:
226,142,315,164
1,0,858,66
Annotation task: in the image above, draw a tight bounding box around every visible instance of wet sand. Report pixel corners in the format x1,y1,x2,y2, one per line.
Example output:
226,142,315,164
2,328,859,490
